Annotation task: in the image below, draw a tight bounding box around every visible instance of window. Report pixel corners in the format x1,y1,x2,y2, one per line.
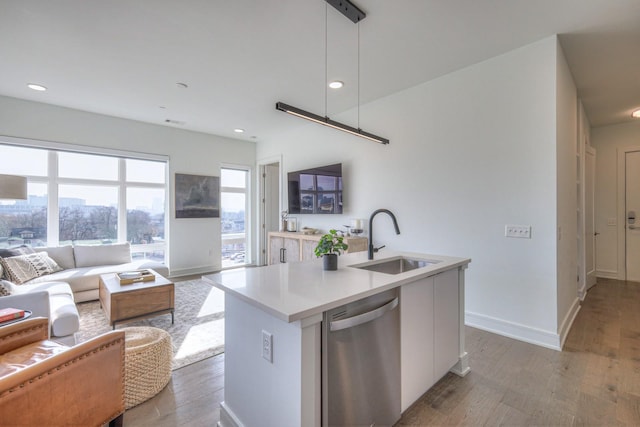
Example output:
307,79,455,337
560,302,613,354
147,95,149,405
221,167,249,267
0,142,167,263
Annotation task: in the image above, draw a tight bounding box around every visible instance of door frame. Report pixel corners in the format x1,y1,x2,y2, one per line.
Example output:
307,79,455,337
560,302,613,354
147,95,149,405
584,145,597,291
257,155,282,266
616,145,640,280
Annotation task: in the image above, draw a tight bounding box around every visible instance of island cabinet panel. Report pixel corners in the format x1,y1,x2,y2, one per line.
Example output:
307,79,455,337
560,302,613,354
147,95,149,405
400,276,435,412
434,268,461,380
267,232,367,265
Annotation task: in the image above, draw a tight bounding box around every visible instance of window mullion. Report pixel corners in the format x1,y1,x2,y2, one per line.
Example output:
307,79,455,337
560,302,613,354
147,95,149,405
48,151,60,246
118,158,127,242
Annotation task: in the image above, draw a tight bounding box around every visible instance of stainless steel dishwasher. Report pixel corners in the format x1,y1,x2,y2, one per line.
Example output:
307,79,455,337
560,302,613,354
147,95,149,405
322,288,400,427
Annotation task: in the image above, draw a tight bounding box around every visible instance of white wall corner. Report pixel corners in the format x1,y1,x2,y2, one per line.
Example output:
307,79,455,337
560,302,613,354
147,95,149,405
558,297,581,348
219,402,243,427
465,311,561,351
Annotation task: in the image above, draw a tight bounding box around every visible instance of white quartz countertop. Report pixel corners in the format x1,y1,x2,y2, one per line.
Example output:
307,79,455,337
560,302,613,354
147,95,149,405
202,251,471,323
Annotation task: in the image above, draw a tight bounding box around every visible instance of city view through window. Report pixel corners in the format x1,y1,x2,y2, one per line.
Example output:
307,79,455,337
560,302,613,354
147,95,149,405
221,167,249,268
0,144,166,262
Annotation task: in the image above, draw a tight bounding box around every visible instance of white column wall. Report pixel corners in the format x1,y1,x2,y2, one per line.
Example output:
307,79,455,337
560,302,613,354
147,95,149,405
0,95,256,276
259,37,564,345
555,40,580,339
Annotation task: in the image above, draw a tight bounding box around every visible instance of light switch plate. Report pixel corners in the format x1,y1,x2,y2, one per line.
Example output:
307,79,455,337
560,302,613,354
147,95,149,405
505,225,531,239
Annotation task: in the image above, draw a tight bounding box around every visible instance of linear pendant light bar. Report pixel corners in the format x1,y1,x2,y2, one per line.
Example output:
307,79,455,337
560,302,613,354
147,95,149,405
275,102,389,145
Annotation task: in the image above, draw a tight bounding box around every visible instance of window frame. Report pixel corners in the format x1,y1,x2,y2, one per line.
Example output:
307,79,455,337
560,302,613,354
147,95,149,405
220,164,252,268
0,136,168,260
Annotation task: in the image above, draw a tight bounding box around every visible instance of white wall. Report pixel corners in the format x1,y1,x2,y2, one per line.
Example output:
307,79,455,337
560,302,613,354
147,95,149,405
0,95,256,276
555,40,580,338
259,36,567,347
591,121,640,279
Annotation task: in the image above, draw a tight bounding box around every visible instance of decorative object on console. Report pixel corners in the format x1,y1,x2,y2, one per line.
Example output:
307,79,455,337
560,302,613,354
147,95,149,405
314,229,349,271
350,218,364,235
287,217,298,232
175,173,220,218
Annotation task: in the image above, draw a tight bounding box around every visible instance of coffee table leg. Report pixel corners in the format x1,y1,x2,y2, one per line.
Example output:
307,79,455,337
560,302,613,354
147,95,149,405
171,310,174,324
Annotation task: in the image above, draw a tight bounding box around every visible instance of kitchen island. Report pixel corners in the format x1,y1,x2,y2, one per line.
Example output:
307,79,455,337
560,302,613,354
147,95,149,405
203,250,471,427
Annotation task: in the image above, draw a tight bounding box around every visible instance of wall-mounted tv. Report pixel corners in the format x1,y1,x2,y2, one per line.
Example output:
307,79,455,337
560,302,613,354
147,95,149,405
288,163,342,214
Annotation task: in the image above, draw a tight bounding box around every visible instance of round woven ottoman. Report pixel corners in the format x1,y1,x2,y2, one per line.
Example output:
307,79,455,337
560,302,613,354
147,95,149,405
122,326,173,409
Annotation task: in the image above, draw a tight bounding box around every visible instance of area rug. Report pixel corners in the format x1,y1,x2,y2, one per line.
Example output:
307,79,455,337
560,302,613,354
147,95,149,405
75,279,225,370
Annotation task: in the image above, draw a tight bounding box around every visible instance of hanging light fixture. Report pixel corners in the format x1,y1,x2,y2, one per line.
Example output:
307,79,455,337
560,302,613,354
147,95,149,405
276,0,389,145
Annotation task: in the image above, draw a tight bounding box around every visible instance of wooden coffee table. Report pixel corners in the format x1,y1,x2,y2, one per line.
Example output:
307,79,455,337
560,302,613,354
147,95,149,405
99,269,175,329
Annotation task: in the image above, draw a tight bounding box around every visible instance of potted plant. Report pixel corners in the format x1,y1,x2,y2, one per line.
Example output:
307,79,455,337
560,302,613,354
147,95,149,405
314,229,349,271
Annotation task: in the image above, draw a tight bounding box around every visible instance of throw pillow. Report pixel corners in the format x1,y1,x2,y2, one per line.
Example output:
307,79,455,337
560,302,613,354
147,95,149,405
0,245,35,279
0,280,12,296
0,252,63,285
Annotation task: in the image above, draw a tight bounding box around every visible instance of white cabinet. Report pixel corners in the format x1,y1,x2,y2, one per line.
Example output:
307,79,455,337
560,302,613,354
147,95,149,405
267,232,367,265
400,276,435,411
434,268,460,380
400,268,461,412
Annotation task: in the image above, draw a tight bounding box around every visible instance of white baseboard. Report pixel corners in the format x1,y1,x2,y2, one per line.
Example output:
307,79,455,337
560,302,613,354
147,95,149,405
465,311,561,350
169,265,219,278
219,402,243,427
596,269,618,280
558,297,581,349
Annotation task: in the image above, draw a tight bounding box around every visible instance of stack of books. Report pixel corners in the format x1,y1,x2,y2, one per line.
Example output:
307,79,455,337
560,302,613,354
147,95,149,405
0,307,26,324
117,269,155,285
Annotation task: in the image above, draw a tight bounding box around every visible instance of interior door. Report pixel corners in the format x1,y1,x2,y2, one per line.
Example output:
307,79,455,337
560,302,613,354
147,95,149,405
625,151,640,282
585,146,597,289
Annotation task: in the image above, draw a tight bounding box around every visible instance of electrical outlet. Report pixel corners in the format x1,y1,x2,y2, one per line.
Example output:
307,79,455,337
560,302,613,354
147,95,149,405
505,225,531,239
262,330,272,363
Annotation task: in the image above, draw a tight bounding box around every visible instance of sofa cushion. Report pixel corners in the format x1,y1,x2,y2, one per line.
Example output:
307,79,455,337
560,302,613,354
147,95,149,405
74,243,131,268
0,252,63,284
0,245,35,258
35,245,75,270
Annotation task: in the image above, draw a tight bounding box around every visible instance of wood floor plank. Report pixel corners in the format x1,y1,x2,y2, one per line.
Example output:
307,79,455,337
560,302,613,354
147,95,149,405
122,278,640,426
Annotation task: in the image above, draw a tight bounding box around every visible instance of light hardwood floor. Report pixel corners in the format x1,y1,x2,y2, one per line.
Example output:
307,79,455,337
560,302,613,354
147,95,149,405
125,278,640,426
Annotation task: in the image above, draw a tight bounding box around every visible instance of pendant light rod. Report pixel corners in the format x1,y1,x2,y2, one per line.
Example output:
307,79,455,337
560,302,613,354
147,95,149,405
325,0,366,23
275,102,389,145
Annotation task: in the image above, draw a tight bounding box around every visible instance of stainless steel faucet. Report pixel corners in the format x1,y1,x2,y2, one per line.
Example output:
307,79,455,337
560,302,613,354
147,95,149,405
368,209,401,260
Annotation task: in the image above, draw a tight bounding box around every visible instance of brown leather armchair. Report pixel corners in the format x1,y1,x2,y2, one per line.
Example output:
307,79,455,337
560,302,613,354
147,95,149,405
0,317,125,426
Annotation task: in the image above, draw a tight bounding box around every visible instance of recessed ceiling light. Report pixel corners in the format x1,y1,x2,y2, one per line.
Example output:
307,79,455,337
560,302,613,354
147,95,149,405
329,81,344,89
234,128,245,133
27,83,47,91
632,109,640,118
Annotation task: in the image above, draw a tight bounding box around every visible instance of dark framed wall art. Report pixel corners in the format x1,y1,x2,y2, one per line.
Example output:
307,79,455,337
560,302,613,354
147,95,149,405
175,173,220,218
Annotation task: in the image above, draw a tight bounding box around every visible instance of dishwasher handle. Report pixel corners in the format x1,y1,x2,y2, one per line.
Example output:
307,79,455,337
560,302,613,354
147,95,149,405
330,297,399,331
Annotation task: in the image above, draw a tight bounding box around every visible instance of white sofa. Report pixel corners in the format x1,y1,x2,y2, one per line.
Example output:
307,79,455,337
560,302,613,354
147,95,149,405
0,242,169,345
29,242,169,302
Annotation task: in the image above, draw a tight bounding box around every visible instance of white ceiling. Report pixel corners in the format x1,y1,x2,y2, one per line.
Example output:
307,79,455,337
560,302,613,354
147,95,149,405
1,0,639,142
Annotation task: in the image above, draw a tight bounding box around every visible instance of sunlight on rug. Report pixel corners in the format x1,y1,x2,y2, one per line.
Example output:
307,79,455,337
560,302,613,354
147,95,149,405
76,279,225,370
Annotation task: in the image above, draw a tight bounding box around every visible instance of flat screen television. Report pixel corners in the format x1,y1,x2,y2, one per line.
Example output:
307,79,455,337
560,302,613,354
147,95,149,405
288,163,342,214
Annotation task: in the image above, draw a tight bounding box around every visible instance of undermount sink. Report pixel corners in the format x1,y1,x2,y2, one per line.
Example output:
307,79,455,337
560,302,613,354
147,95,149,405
351,256,441,275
